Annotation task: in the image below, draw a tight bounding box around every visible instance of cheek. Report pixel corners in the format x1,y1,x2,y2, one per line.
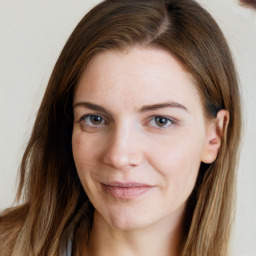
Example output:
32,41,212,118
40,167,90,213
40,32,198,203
148,130,204,197
166,147,199,191
72,133,97,180
72,132,103,203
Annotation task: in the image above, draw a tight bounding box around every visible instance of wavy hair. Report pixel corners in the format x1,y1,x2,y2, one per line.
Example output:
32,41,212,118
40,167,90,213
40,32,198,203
0,0,241,255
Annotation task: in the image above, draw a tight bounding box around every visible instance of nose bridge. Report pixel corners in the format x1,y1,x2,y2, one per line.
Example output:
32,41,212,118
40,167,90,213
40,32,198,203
103,120,143,169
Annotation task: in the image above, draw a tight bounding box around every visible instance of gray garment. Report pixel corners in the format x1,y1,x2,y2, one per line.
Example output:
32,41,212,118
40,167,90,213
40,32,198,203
63,237,72,256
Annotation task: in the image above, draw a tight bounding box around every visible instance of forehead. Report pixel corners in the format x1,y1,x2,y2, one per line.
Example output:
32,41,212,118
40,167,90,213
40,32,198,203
74,47,202,112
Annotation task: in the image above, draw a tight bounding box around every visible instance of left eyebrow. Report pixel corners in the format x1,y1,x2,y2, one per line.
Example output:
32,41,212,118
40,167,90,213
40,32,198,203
140,102,188,113
72,101,188,114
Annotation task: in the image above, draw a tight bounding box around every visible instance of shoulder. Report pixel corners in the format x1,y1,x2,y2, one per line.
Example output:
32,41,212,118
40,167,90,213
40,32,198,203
63,236,73,256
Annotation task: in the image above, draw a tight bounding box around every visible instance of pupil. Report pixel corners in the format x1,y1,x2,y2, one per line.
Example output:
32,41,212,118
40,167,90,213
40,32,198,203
90,115,102,124
156,117,167,126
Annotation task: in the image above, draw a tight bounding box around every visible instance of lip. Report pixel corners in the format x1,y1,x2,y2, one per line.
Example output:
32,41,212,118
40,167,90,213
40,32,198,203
101,182,154,199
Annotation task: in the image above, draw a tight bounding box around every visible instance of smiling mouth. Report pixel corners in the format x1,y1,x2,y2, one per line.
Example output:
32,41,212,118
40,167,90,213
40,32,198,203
101,182,153,199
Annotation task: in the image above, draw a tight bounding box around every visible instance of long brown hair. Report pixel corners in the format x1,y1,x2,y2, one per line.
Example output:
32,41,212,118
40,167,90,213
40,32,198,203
0,0,241,255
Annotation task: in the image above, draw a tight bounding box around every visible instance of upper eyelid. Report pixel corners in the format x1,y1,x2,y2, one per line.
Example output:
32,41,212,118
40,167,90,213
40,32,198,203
77,113,178,126
78,114,108,129
75,108,114,122
78,113,109,123
74,102,186,119
146,115,177,123
146,116,176,126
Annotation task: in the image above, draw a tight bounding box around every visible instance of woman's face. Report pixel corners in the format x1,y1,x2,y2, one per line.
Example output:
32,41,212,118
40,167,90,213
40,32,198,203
72,47,212,231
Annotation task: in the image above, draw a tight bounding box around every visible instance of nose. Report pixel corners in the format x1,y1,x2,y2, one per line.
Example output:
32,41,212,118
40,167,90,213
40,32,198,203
103,124,143,170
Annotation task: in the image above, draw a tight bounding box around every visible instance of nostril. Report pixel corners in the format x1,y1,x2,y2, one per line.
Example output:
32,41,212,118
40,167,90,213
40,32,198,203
103,145,143,170
103,153,139,170
102,127,143,169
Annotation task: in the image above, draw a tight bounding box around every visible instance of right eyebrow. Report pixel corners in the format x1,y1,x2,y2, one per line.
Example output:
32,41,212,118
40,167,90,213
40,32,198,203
73,101,189,115
73,102,112,116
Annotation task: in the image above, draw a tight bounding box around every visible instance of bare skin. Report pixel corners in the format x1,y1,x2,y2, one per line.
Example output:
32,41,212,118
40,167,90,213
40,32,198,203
78,207,184,256
72,47,228,256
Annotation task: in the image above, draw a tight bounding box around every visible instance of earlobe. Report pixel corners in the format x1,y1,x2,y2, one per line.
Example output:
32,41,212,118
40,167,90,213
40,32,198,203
201,110,229,164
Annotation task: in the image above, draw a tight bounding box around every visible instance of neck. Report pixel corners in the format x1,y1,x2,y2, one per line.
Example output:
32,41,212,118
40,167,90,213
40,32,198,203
79,208,185,256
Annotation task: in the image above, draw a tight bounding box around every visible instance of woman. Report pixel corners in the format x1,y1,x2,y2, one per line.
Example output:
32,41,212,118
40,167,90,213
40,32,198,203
0,0,241,255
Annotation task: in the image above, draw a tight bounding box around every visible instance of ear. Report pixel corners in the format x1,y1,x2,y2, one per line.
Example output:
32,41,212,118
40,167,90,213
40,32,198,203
201,110,229,164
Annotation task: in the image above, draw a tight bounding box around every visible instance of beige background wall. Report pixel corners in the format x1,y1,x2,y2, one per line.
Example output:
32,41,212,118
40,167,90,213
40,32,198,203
0,0,255,255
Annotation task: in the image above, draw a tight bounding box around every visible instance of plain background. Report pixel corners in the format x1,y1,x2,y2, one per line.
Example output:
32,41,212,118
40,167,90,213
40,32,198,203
0,0,255,255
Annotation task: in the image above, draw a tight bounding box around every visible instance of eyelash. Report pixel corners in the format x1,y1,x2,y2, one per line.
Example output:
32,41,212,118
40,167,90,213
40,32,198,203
78,114,109,129
145,115,176,129
78,114,176,130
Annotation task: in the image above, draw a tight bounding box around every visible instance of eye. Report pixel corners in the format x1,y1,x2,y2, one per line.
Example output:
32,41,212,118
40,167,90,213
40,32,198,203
148,116,174,128
79,114,106,126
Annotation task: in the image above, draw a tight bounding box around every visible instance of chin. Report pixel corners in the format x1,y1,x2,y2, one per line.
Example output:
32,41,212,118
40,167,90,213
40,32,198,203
103,207,160,231
108,216,150,231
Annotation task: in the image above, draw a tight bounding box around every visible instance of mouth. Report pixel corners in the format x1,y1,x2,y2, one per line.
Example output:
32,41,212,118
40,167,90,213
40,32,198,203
101,182,154,199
